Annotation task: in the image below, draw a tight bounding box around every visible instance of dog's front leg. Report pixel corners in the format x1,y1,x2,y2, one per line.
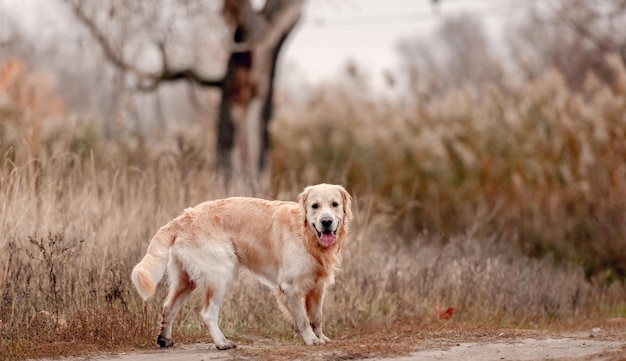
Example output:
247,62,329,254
306,281,330,343
279,284,321,345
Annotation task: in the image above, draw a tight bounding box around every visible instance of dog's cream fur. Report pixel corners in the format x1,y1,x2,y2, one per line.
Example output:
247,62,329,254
131,184,352,349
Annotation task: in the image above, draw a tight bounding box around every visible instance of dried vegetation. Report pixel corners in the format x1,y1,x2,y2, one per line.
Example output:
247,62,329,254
0,56,625,360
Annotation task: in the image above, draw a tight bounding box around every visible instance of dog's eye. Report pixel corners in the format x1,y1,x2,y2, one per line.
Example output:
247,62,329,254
332,201,339,208
311,203,319,209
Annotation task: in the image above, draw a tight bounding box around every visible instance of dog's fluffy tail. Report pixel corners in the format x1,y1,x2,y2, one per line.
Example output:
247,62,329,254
131,222,178,300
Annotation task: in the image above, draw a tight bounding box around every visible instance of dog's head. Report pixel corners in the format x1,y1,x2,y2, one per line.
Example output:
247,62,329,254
298,184,352,248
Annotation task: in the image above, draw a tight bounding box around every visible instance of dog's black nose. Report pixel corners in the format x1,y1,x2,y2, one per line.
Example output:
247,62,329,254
321,219,332,229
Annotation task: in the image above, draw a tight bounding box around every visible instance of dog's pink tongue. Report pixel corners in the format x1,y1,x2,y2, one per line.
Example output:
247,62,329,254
320,233,336,247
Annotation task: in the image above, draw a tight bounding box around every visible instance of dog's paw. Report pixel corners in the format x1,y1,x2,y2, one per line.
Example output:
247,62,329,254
312,328,331,343
156,335,174,348
303,335,325,346
318,333,331,343
215,340,237,350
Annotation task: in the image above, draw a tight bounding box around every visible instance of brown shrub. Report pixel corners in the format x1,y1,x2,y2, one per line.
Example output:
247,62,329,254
271,53,626,279
1,55,625,360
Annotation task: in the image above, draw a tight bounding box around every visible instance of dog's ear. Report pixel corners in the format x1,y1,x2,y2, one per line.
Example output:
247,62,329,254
298,186,309,214
339,186,353,220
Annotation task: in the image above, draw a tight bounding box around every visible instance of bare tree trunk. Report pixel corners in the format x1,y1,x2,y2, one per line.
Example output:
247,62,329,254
65,0,303,184
260,30,290,171
219,0,303,183
216,35,251,179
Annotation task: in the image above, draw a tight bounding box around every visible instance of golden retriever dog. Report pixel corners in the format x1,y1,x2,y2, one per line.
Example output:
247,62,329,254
131,184,352,350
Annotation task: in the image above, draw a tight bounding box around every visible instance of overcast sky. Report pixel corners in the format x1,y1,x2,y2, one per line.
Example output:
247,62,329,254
0,0,517,96
283,0,512,88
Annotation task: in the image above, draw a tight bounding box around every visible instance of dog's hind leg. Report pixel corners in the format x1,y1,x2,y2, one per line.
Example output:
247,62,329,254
200,279,237,350
157,258,195,348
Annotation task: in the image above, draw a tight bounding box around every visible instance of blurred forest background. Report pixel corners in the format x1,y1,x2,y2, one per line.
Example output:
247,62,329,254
1,0,626,359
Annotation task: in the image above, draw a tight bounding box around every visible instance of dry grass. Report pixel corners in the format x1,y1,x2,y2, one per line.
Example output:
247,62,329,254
1,57,625,360
0,151,623,360
272,53,626,279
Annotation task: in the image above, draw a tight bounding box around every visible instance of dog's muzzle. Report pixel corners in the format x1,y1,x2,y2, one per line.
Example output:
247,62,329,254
314,217,337,247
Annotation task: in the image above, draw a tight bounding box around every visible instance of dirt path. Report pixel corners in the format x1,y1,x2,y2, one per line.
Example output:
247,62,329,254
373,337,625,361
34,333,625,361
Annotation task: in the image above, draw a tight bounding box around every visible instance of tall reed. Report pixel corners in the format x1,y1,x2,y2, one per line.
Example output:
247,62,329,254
272,53,626,279
0,55,624,360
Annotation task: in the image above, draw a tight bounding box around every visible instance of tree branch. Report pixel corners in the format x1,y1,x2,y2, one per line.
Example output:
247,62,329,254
547,1,619,53
250,0,303,99
258,0,302,51
158,69,224,87
65,0,153,78
65,0,224,90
